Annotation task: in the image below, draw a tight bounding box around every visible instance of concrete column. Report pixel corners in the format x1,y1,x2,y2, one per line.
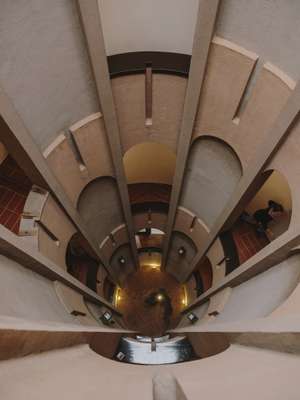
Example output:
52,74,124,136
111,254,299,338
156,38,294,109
78,0,139,270
184,81,300,281
162,0,220,270
0,88,119,283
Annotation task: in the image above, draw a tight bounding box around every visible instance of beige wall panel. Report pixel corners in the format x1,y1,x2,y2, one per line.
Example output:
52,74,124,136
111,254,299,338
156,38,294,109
167,231,197,282
100,225,129,262
71,115,115,188
193,42,293,167
100,226,134,285
45,134,85,205
54,282,99,326
174,207,209,250
112,74,187,154
109,244,135,286
267,119,300,226
77,177,124,246
271,279,300,318
38,195,76,269
234,66,293,166
194,41,257,158
45,115,115,206
206,239,226,286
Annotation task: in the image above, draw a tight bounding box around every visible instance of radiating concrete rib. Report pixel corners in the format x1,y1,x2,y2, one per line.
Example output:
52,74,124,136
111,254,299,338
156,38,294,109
0,88,120,283
153,372,188,400
77,0,139,270
162,0,220,271
184,228,300,311
184,81,300,282
0,224,120,314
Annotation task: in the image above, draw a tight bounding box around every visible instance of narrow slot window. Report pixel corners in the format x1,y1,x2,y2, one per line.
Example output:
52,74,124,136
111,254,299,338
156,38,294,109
145,62,153,126
36,220,60,246
65,130,87,171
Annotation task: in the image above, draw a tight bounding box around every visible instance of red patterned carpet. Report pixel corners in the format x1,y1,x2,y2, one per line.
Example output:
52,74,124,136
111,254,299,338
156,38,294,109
0,156,31,234
232,220,269,264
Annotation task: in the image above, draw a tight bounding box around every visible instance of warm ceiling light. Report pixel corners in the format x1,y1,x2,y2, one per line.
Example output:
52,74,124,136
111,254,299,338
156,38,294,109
156,293,164,301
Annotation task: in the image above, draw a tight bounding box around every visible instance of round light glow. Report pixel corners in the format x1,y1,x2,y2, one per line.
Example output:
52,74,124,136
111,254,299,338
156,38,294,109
156,294,164,301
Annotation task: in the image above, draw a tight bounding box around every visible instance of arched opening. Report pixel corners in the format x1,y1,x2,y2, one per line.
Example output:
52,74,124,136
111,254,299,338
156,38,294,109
124,142,176,185
77,176,123,244
135,227,165,252
124,142,175,213
220,169,292,274
180,136,243,228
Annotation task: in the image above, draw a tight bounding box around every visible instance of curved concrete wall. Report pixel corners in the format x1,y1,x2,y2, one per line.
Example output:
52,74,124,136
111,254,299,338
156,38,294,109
0,255,79,324
99,0,198,55
193,39,294,167
109,244,135,286
0,0,98,150
267,116,300,229
77,177,124,245
100,0,300,82
112,74,187,154
212,255,300,324
39,194,76,270
216,0,300,81
167,231,197,282
45,114,114,206
180,137,242,228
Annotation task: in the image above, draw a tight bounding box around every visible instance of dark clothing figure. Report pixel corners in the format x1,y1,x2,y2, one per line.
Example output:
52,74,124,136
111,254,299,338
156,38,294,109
253,208,273,231
253,200,284,234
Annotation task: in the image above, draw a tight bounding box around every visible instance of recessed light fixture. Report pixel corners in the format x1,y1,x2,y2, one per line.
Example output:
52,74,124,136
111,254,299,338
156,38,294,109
178,246,186,256
187,312,198,324
118,256,126,265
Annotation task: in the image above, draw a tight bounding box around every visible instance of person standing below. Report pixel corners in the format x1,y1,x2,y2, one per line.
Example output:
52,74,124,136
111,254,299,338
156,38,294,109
253,200,284,236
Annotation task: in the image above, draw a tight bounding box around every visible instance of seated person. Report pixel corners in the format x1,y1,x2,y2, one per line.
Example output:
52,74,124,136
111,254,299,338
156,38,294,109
253,200,284,236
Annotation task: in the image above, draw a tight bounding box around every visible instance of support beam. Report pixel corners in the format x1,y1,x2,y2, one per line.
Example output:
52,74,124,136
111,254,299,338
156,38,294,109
78,0,139,270
162,0,220,270
0,224,120,314
0,88,118,283
183,228,300,312
184,81,300,281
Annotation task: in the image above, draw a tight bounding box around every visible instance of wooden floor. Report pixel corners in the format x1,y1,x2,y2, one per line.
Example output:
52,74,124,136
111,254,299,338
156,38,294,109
116,264,185,337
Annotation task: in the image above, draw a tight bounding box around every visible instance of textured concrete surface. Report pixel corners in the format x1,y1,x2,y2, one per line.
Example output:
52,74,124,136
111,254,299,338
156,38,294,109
217,0,300,81
180,137,242,228
0,0,99,150
77,176,124,245
0,254,79,324
1,344,300,400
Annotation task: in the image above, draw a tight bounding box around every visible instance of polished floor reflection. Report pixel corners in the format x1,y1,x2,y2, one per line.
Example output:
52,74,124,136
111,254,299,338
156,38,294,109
115,255,186,336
